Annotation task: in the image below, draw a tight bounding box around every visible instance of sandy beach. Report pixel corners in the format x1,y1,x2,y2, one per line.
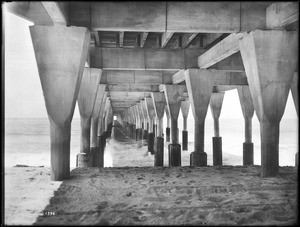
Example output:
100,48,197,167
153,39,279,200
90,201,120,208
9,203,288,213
5,164,298,225
4,122,299,225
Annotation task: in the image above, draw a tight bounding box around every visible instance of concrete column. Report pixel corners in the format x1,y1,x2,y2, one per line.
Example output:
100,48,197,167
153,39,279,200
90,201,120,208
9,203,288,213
162,85,185,166
165,106,171,142
181,99,190,151
141,101,148,145
145,97,156,154
30,25,90,180
237,86,255,166
185,69,216,167
91,85,106,167
210,92,225,166
77,68,102,167
239,30,298,177
134,105,143,143
290,73,299,167
152,93,166,166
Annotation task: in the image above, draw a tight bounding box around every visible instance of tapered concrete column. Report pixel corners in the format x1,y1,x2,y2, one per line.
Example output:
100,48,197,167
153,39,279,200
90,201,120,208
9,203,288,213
165,106,171,142
239,30,298,177
130,106,137,140
210,92,225,166
181,99,190,151
237,86,255,166
30,25,90,180
141,101,148,145
77,68,102,167
290,73,299,167
161,85,185,166
134,105,143,143
91,85,106,167
185,69,216,167
145,97,156,154
152,93,166,166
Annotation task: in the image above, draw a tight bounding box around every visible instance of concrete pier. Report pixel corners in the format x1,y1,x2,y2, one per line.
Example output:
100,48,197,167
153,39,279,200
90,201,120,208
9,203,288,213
210,92,224,166
90,84,106,167
152,93,166,166
290,73,298,167
237,86,255,166
30,25,90,181
185,69,216,167
145,97,156,154
181,99,190,151
161,85,185,166
77,68,102,167
239,30,298,177
165,106,171,142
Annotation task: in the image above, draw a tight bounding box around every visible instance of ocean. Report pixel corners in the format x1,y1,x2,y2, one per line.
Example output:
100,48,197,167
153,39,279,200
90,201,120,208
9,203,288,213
4,116,298,168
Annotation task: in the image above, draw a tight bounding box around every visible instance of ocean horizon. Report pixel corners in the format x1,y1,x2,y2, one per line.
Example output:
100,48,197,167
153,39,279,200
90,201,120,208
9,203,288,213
4,116,298,168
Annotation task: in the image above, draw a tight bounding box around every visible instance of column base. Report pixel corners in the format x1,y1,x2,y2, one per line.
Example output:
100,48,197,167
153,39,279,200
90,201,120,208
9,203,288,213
182,131,188,150
91,147,104,167
154,137,164,166
76,153,93,167
142,129,148,146
190,151,207,167
243,142,254,166
166,127,170,142
213,137,222,166
147,132,154,154
168,144,181,166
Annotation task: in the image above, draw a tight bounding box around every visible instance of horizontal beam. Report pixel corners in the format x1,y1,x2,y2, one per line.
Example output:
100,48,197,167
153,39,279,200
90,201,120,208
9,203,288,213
90,47,204,70
106,84,160,92
198,33,245,69
68,2,268,33
4,2,53,25
41,2,67,25
266,2,299,29
101,70,177,85
172,70,247,85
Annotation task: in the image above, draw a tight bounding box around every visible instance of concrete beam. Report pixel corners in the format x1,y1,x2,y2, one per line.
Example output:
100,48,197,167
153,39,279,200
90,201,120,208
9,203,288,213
140,32,149,48
119,31,124,47
90,47,204,70
182,33,198,48
101,70,176,85
4,2,53,25
198,33,245,69
266,2,299,29
41,2,67,25
172,70,247,85
209,52,245,72
161,32,174,48
151,92,166,119
106,84,160,92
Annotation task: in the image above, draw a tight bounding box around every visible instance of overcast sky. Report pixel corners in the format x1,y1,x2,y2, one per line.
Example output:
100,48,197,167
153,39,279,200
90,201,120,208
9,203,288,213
4,11,298,120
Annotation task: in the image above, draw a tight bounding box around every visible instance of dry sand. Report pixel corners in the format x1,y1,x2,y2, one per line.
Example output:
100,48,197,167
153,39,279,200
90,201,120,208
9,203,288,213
5,165,298,226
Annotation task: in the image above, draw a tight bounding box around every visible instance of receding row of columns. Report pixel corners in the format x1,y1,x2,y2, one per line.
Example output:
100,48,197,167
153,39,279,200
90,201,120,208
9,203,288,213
120,30,298,178
30,25,298,181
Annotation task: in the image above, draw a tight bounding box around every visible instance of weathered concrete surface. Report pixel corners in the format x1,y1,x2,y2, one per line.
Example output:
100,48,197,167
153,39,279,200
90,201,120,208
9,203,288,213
239,30,298,177
210,92,224,137
77,68,102,155
185,69,216,166
30,25,90,181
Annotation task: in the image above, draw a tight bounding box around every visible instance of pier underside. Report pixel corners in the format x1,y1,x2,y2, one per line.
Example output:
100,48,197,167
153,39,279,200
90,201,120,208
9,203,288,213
4,1,299,180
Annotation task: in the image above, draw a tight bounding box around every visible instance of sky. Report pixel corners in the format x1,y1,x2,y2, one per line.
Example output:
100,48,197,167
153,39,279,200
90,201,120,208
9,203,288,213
4,11,298,121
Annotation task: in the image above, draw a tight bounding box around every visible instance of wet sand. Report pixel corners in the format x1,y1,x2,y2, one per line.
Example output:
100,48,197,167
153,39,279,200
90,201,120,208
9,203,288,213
4,122,298,225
